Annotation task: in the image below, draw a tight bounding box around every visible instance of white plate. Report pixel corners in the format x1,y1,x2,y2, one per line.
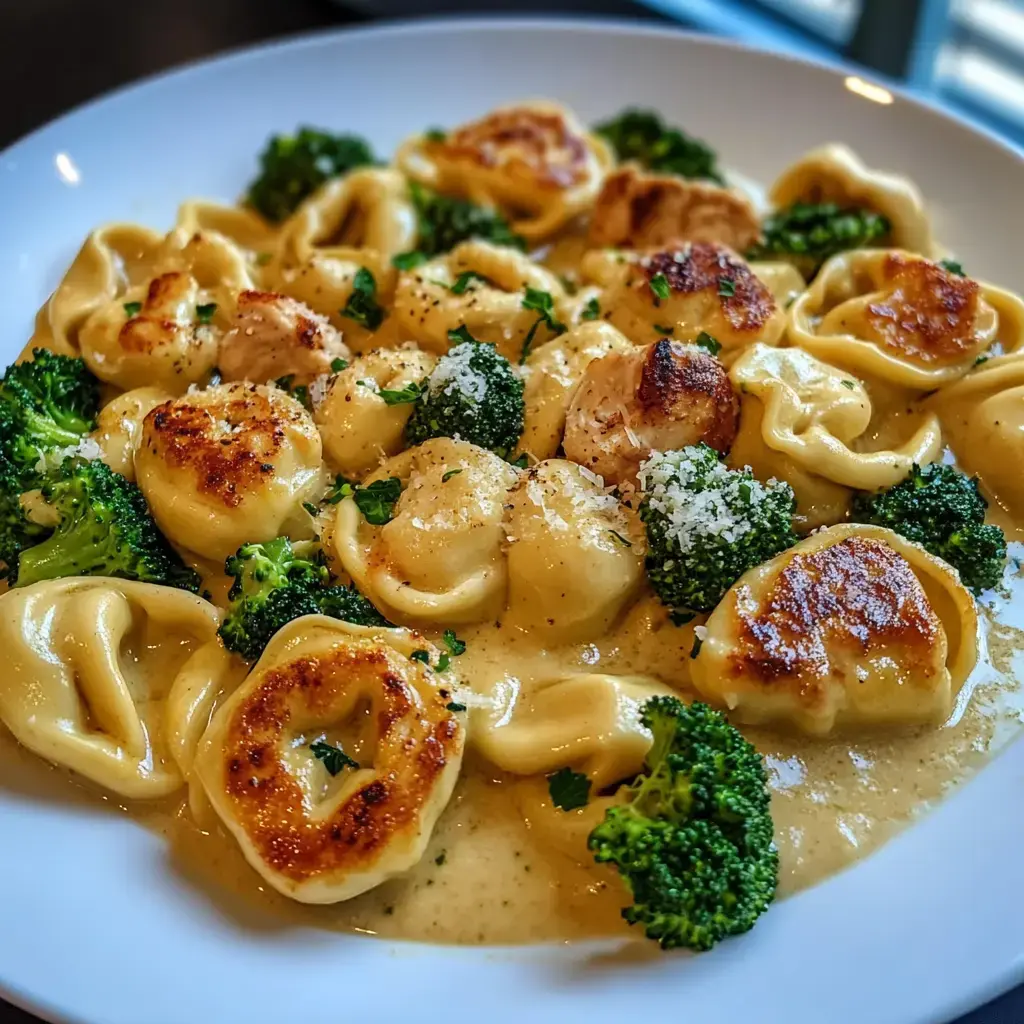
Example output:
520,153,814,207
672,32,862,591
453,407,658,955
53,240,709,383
1,18,1024,1024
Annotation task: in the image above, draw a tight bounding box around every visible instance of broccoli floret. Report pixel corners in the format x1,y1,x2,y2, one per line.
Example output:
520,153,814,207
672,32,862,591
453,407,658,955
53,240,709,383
589,697,777,951
851,462,1007,593
407,182,524,257
594,108,724,185
0,458,51,577
404,329,525,457
0,350,100,477
246,127,377,222
639,444,797,614
218,537,390,662
11,457,200,592
745,202,891,278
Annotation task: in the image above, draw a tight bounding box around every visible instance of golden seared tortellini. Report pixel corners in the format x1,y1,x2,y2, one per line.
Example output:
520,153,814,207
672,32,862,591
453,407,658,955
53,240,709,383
136,383,324,561
333,438,518,626
517,320,632,461
750,261,807,309
77,228,253,393
396,101,614,241
90,386,173,481
193,616,465,904
504,461,645,641
728,343,942,529
582,241,785,355
691,524,979,736
392,240,567,362
314,345,437,479
790,250,1024,389
563,338,739,485
769,143,934,255
474,673,675,788
929,352,1024,519
588,165,760,253
218,290,350,383
0,578,222,799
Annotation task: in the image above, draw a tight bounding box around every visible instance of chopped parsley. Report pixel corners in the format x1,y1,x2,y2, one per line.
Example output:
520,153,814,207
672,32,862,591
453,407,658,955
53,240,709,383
446,702,467,713
310,740,359,776
449,271,492,295
324,474,355,504
410,649,431,664
447,325,477,346
441,468,463,483
649,273,671,302
339,267,385,331
717,277,736,298
547,767,591,811
392,251,428,271
510,453,529,470
354,476,402,525
841,379,856,390
520,287,567,364
379,380,426,406
939,258,965,277
196,302,218,324
274,374,312,410
694,331,722,357
123,301,142,318
424,127,447,143
437,653,451,672
330,357,349,372
443,628,467,656
581,296,601,321
654,324,675,335
302,501,319,517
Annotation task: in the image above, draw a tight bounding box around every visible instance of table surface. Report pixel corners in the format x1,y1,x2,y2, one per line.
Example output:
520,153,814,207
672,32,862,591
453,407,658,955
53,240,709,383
0,0,1020,1021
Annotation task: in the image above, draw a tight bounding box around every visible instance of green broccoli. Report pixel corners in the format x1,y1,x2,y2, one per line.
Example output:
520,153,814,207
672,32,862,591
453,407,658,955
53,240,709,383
401,182,525,259
246,127,377,222
594,108,724,185
851,462,1007,593
0,458,51,578
11,457,200,592
0,350,100,478
639,444,797,615
404,327,525,458
218,536,390,662
589,697,777,951
745,202,891,278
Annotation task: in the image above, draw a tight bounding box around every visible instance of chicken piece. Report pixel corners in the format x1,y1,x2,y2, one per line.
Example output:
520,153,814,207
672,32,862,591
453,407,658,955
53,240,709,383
218,290,350,383
587,166,760,253
563,338,739,485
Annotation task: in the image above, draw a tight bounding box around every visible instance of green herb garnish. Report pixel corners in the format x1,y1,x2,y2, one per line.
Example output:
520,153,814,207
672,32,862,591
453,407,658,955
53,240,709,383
339,267,385,331
547,767,591,811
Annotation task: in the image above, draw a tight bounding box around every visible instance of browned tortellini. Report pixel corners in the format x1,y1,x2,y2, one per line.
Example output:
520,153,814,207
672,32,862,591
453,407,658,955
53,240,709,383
690,524,979,736
588,165,760,253
332,439,518,626
563,338,739,485
789,250,1024,389
728,343,942,530
581,242,785,356
392,240,567,362
396,101,614,241
769,143,934,255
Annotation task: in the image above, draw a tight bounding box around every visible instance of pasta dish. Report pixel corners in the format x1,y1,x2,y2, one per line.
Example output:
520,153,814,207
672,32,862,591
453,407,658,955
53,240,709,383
1,100,1022,951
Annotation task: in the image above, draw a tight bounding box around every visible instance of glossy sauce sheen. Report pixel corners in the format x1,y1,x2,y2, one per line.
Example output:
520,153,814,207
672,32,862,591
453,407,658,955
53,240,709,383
1,568,1022,945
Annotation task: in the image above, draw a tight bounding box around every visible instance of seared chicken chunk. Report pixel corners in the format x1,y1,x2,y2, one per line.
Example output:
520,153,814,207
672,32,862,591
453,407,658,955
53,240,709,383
562,339,739,485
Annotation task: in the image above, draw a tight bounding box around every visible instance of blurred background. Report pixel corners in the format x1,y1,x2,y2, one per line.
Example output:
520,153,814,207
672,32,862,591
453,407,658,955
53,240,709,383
0,0,1021,1022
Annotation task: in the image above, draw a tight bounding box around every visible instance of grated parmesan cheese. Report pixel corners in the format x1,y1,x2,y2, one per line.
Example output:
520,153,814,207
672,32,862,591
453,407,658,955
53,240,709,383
427,343,489,402
34,436,104,474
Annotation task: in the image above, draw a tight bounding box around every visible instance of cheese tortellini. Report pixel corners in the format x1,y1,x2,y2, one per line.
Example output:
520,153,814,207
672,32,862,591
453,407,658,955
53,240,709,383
473,673,675,788
789,250,1024,389
315,345,437,478
691,524,979,735
392,240,567,361
769,143,934,256
193,616,465,904
582,241,785,355
0,579,222,798
136,383,324,561
333,438,518,625
90,386,173,481
504,460,645,642
728,343,942,529
396,101,614,241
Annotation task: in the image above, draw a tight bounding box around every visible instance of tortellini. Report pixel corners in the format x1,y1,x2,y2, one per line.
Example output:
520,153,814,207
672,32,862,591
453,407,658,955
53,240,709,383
581,241,785,355
218,290,350,383
690,524,979,735
77,227,253,393
392,240,567,362
136,382,324,561
314,344,437,479
768,143,934,256
90,386,173,481
193,616,465,904
0,579,222,798
396,100,614,241
473,673,675,788
929,352,1024,520
728,343,942,529
789,250,1024,389
333,438,518,625
504,460,645,642
563,338,739,485
588,165,760,253
517,320,632,462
